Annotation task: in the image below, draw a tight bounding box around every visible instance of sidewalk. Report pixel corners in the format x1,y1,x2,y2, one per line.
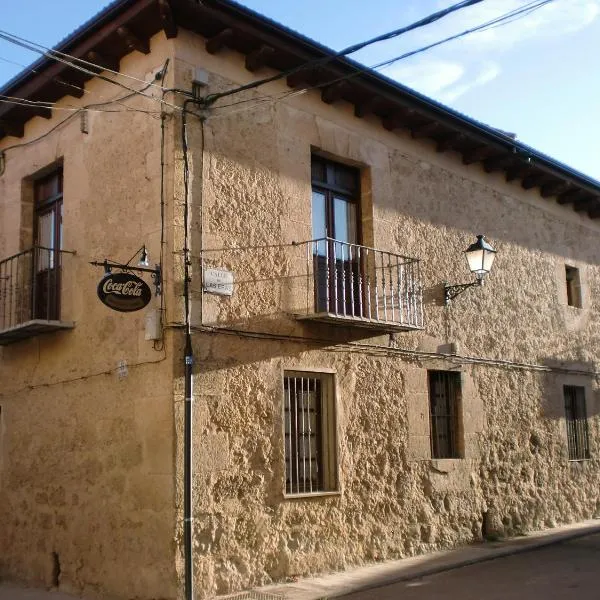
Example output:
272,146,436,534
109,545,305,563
2,519,600,600
247,518,600,600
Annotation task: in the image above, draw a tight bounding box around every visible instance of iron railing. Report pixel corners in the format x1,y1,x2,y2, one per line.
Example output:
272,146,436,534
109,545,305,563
300,238,423,329
564,386,590,461
0,246,71,331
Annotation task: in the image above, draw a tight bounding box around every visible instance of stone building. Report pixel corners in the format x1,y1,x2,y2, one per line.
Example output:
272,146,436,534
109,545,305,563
1,1,600,599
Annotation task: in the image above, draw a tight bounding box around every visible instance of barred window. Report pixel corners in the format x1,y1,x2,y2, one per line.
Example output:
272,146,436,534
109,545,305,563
564,385,590,461
284,372,337,495
428,370,462,459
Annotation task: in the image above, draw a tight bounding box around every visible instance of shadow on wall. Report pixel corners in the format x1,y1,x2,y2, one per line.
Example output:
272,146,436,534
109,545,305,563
478,359,600,539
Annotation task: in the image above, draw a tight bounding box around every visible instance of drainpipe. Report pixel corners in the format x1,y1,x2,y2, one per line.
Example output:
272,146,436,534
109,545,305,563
184,330,193,600
182,98,194,600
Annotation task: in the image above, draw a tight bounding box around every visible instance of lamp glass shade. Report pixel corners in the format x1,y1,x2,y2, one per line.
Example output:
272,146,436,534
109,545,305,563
465,235,496,279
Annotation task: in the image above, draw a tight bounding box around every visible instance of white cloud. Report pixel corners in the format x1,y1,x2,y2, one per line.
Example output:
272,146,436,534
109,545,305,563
385,59,500,103
441,62,501,102
384,59,465,97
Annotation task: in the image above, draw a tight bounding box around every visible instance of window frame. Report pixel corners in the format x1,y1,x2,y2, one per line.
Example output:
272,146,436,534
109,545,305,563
428,370,463,460
565,265,582,308
564,385,590,461
32,168,64,320
282,369,339,497
311,155,361,244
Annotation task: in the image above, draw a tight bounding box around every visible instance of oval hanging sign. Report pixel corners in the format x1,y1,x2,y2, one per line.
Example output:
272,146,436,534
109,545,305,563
97,272,152,312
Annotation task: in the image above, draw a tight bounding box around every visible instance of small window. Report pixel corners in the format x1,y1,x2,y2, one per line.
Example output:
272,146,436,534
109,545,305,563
284,372,337,495
565,265,582,308
428,371,462,459
564,385,589,461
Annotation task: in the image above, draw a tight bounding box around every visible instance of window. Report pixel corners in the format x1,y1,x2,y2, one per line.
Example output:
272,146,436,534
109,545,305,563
284,372,337,495
565,265,582,308
564,385,589,461
34,169,63,320
311,156,362,316
428,370,462,459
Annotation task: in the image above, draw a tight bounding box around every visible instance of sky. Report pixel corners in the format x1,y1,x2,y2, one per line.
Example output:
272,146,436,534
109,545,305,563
0,0,599,180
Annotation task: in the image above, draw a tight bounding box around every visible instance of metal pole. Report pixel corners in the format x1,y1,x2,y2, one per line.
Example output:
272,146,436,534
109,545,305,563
184,332,194,600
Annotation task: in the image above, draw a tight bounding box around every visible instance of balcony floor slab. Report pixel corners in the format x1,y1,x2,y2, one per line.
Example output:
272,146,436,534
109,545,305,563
0,319,74,345
297,312,423,332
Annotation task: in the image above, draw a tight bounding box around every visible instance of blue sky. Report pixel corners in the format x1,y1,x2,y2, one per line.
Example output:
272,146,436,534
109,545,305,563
1,0,598,180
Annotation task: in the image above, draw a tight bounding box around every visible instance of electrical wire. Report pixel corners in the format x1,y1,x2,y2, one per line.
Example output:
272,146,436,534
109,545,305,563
0,80,156,154
0,96,161,115
0,28,166,94
0,350,167,398
187,324,600,377
207,0,557,120
0,29,182,113
202,0,489,105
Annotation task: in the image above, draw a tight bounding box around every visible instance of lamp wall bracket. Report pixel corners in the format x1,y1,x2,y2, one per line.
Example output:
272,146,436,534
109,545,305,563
444,279,482,305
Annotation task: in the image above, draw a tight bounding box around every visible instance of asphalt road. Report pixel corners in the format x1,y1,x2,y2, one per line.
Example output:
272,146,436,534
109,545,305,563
340,533,600,600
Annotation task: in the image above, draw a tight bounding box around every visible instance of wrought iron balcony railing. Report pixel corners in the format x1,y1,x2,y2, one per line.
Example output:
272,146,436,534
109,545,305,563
296,238,423,331
0,246,74,345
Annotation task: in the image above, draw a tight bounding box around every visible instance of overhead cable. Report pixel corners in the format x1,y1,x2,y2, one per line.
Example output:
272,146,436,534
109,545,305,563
0,28,166,93
207,0,556,119
202,0,489,105
0,29,181,112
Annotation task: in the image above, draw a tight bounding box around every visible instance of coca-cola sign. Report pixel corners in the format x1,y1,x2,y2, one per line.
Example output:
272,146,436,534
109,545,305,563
97,272,152,312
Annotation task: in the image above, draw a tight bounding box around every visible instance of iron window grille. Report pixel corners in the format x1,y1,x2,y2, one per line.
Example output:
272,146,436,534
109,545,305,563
283,372,337,495
428,370,462,459
564,385,590,461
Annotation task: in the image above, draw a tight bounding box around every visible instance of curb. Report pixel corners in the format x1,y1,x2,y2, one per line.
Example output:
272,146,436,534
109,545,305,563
323,523,600,599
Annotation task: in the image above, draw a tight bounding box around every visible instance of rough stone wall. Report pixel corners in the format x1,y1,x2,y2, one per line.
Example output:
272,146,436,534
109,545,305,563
171,33,600,597
0,34,178,599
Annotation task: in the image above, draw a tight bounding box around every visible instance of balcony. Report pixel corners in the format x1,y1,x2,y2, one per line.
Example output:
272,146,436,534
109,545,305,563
296,238,423,332
0,246,74,345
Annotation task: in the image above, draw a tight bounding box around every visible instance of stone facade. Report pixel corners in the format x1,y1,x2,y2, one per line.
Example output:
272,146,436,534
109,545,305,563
0,34,179,599
1,4,600,600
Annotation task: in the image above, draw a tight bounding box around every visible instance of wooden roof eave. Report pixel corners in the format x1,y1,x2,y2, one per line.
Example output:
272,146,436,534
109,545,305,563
1,0,600,218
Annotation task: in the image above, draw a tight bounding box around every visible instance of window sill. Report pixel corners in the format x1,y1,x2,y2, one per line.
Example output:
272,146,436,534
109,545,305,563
284,490,341,500
430,458,464,473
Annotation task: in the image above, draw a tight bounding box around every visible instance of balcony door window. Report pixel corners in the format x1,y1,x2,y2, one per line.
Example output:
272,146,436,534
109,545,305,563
34,169,63,320
311,156,361,316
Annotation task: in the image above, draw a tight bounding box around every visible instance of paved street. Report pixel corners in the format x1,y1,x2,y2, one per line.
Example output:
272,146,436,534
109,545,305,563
340,533,600,600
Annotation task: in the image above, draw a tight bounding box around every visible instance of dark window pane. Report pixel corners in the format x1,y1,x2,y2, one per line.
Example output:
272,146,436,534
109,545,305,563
428,371,461,459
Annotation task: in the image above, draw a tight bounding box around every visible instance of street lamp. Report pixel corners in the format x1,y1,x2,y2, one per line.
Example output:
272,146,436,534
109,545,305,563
444,234,497,304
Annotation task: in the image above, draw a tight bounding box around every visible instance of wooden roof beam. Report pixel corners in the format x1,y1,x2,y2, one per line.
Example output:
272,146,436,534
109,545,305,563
86,51,120,74
411,120,438,139
506,166,528,182
521,172,548,190
245,44,275,73
540,181,571,199
117,26,150,54
158,0,178,39
25,105,52,120
587,206,600,219
435,132,464,153
0,119,24,138
557,189,584,205
286,68,315,89
205,27,234,54
462,145,494,165
354,95,383,118
321,81,349,105
483,154,514,173
574,196,596,212
382,108,415,131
